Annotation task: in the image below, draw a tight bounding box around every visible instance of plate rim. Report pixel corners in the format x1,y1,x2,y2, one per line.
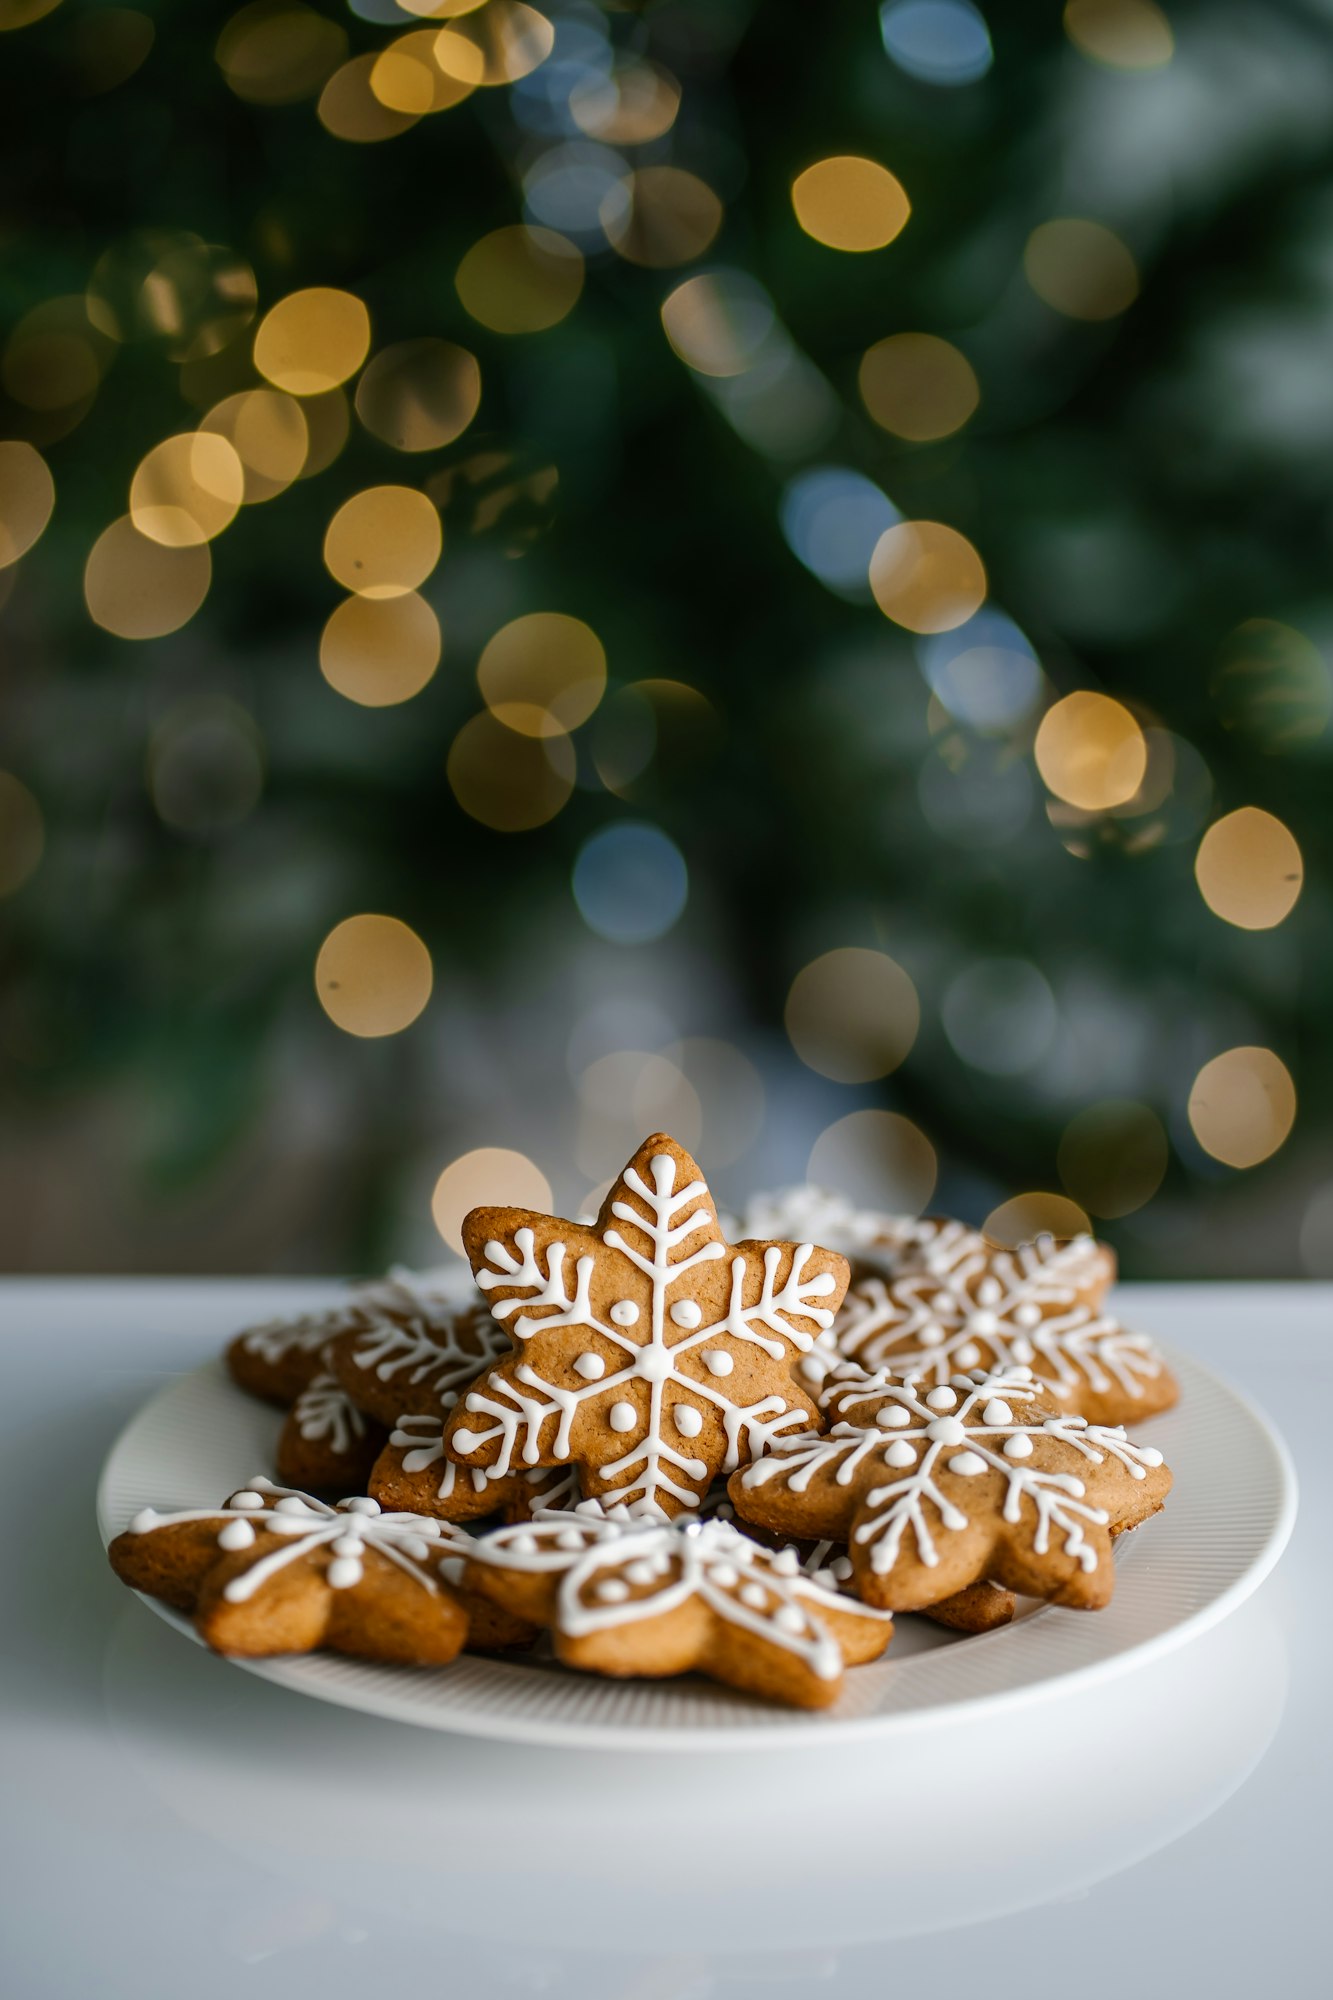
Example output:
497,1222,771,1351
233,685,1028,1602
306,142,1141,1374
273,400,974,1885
96,1346,1299,1752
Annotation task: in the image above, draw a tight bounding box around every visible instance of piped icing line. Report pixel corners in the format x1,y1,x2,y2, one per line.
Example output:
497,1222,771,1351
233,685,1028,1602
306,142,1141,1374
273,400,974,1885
741,1366,1164,1578
453,1149,838,1516
238,1306,369,1366
126,1478,472,1600
834,1234,1161,1402
385,1414,583,1509
293,1369,367,1451
344,1306,508,1409
467,1504,889,1681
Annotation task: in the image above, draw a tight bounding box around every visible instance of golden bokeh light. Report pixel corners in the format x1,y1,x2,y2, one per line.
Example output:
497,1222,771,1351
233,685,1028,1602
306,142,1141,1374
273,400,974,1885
0,1,63,28
1024,219,1139,321
859,333,980,442
455,226,584,334
215,1,346,105
320,592,441,707
201,388,309,503
983,1192,1092,1246
1034,691,1148,810
447,711,575,830
318,52,422,141
660,272,774,378
323,485,442,598
0,441,56,567
1188,1046,1296,1169
370,27,475,113
398,0,487,16
576,1051,703,1180
785,947,920,1083
476,611,606,736
0,772,45,898
354,339,481,451
129,431,245,546
2,297,109,430
84,516,211,638
808,1110,937,1216
791,156,910,253
570,60,680,143
431,1146,553,1255
602,168,723,269
86,231,257,361
296,388,350,478
315,914,433,1038
1057,1099,1169,1219
1064,0,1173,70
869,520,987,634
253,287,371,396
1195,807,1303,930
433,2,553,86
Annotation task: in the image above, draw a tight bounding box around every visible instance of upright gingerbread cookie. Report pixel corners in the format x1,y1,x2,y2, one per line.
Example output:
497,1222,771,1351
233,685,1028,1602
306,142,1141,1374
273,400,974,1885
442,1134,848,1516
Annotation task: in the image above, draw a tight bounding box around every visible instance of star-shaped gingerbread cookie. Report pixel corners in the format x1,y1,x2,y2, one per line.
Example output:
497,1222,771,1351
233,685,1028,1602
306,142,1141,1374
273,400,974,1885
441,1134,849,1517
832,1231,1173,1427
463,1503,893,1708
730,1363,1171,1612
369,1414,581,1523
106,1478,524,1662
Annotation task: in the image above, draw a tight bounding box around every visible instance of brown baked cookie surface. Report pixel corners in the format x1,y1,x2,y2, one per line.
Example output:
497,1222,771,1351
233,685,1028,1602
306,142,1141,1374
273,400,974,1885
328,1301,507,1426
276,1367,387,1495
225,1304,369,1407
833,1232,1174,1428
730,1363,1171,1614
108,1480,472,1664
443,1133,846,1517
368,1414,580,1523
464,1505,893,1709
728,1517,1017,1635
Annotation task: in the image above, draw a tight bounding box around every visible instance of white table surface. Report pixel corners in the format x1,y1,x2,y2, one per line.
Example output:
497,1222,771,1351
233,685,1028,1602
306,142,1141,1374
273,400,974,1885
1,1278,1325,1999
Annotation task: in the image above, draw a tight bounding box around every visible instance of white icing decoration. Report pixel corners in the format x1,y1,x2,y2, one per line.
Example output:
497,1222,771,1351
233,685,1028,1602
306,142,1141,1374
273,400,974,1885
669,1300,703,1328
345,1303,507,1403
469,1507,890,1682
291,1370,366,1454
387,1413,579,1509
125,1478,462,1601
574,1353,605,1379
458,1151,834,1513
673,1404,703,1437
926,1387,957,1411
610,1301,640,1326
832,1232,1163,1406
741,1368,1164,1580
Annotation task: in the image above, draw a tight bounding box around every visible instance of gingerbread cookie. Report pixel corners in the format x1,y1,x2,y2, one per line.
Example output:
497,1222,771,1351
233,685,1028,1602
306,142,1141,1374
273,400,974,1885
731,1364,1170,1612
108,1480,474,1663
833,1233,1173,1427
327,1300,507,1426
225,1302,370,1407
369,1414,581,1523
442,1134,846,1517
464,1504,893,1709
275,1365,387,1495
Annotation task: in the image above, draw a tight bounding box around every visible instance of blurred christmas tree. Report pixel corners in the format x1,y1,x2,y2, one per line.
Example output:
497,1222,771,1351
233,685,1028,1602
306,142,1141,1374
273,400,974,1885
0,0,1327,1276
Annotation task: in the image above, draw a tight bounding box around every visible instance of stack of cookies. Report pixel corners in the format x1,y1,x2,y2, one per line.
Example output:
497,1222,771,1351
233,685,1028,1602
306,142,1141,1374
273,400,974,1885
109,1135,1177,1711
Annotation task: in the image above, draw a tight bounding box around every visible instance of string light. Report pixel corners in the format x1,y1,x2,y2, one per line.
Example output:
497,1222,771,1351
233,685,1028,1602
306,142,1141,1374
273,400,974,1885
859,332,979,441
791,156,910,253
1064,0,1174,71
1188,1047,1296,1169
1034,691,1147,810
983,1192,1091,1245
0,442,56,566
323,485,442,597
431,1147,552,1254
785,948,920,1082
870,520,987,632
1195,808,1304,930
455,227,584,334
477,611,606,736
84,517,211,638
354,339,481,451
320,593,441,707
253,287,371,395
314,914,433,1037
1024,219,1139,321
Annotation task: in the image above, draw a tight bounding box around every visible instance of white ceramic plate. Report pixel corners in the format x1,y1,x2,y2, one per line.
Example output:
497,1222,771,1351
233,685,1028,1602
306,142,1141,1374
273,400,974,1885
96,1346,1296,1750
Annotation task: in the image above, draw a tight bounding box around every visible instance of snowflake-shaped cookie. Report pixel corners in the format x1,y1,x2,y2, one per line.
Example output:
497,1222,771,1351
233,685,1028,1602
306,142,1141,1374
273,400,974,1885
328,1301,508,1425
108,1479,475,1663
832,1233,1174,1427
442,1134,849,1517
369,1413,581,1523
226,1302,373,1406
731,1364,1170,1611
275,1365,386,1495
464,1504,893,1708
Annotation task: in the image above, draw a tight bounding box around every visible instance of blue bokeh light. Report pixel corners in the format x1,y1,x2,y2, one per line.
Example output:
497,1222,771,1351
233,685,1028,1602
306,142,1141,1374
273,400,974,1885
879,1,994,86
779,468,900,599
572,822,689,945
916,608,1042,731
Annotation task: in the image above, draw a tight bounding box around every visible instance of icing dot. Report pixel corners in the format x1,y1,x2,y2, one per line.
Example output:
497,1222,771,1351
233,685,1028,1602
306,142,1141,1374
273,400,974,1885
1004,1434,1033,1460
920,1325,946,1349
830,1555,853,1581
673,1404,703,1438
885,1440,916,1469
926,1415,966,1447
875,1403,911,1428
1015,1303,1042,1329
702,1350,733,1377
574,1353,605,1380
609,1300,640,1326
1011,1339,1035,1365
231,1491,266,1511
968,1310,999,1338
775,1605,806,1635
982,1400,1014,1427
403,1537,430,1561
556,1528,585,1551
637,1343,673,1383
926,1387,957,1412
977,1278,1002,1307
1139,1447,1164,1467
949,1451,988,1478
331,1534,364,1558
342,1496,380,1516
670,1300,703,1329
327,1557,362,1589
511,1532,538,1554
740,1582,768,1610
799,1357,824,1383
597,1579,630,1603
772,1547,800,1575
608,1401,637,1433
274,1495,313,1514
954,1343,982,1369
625,1560,655,1586
216,1519,255,1551
710,1562,739,1587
